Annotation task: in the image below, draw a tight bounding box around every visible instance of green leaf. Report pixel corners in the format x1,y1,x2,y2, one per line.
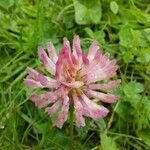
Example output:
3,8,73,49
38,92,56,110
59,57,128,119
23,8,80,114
122,50,134,63
96,119,106,131
0,0,15,9
116,102,134,122
121,82,144,107
136,48,150,63
110,1,119,14
94,30,105,44
119,25,150,48
119,26,133,48
131,29,150,48
135,97,150,129
84,27,95,38
84,27,105,44
73,0,101,24
123,82,144,96
137,128,150,146
100,132,119,150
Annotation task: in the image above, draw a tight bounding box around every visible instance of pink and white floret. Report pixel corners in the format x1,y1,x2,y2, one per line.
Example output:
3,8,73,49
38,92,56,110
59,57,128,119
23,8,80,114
24,35,120,128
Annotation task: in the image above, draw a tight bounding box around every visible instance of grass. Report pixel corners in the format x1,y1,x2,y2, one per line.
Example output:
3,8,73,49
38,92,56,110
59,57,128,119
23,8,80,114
0,0,150,149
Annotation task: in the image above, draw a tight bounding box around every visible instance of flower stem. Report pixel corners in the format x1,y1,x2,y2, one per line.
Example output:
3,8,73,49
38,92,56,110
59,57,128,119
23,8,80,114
105,101,120,134
69,107,74,150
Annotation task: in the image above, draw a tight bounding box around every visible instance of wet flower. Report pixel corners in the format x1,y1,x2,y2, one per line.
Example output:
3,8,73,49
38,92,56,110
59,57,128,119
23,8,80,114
24,35,120,128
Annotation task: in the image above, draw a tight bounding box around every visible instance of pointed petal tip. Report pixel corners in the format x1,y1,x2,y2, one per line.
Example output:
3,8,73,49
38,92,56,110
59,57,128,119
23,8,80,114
52,119,65,129
38,47,44,57
91,40,99,47
76,122,86,128
38,47,47,58
101,106,110,116
63,37,69,45
26,67,34,74
26,66,31,70
73,34,80,43
29,94,38,101
63,37,68,41
74,34,79,38
118,79,121,83
106,94,120,102
47,41,52,45
113,79,121,87
38,46,44,53
53,123,63,129
24,79,42,88
26,67,33,74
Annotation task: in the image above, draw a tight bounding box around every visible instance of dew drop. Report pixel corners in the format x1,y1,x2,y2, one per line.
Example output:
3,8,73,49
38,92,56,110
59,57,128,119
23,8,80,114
91,74,97,79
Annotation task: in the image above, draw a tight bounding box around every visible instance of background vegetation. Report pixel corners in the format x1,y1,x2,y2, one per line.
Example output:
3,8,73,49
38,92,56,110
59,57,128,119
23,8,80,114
0,0,150,149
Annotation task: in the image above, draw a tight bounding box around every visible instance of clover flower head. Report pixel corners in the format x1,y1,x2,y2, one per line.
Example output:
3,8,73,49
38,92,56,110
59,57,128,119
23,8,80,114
24,35,120,128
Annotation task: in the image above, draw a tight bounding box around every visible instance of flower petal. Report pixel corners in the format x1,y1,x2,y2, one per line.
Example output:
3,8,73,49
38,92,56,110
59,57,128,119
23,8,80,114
38,47,56,75
85,59,117,83
61,81,84,88
45,100,62,115
89,80,121,90
38,73,60,88
63,37,71,53
24,79,43,88
25,67,60,88
87,90,119,103
47,42,58,63
80,50,102,75
56,39,75,81
73,35,82,57
73,35,83,66
87,41,100,62
81,93,109,120
53,96,70,128
29,94,51,108
29,87,66,108
73,93,85,127
26,67,39,80
81,50,117,82
55,55,64,81
63,38,76,68
82,53,89,65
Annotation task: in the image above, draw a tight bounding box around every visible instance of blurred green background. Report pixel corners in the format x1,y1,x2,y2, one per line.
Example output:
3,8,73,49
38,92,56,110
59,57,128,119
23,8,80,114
0,0,150,149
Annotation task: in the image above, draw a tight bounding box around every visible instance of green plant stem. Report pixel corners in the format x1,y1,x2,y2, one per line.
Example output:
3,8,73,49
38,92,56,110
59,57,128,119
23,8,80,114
105,101,120,134
70,107,74,150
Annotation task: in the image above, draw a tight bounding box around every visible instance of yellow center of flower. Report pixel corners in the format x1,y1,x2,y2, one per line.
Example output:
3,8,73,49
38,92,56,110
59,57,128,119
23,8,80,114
64,67,85,96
